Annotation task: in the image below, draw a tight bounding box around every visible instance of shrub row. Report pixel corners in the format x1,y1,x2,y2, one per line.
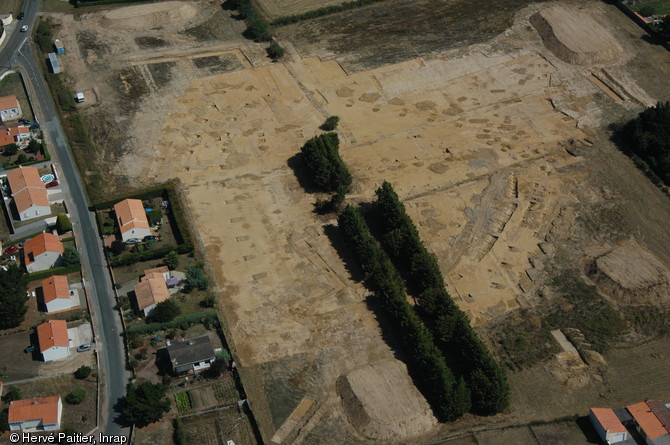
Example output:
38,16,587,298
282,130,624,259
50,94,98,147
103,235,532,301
231,0,272,42
28,264,81,281
300,132,352,193
338,205,470,421
109,242,192,267
272,0,388,26
371,181,509,415
125,310,218,335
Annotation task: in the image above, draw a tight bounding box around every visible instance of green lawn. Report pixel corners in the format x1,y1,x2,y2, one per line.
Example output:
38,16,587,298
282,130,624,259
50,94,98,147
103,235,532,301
634,0,670,16
0,73,35,121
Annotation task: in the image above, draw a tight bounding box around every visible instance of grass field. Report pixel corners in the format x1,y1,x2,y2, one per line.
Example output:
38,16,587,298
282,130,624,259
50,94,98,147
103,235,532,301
634,0,670,15
2,0,23,16
0,73,34,121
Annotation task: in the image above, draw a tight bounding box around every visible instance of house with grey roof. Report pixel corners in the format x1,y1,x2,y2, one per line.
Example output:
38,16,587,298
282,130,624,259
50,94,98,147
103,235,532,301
164,336,215,375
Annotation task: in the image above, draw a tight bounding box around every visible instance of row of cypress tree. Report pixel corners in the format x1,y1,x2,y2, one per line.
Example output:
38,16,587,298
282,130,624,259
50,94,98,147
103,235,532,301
338,205,471,421
370,181,509,415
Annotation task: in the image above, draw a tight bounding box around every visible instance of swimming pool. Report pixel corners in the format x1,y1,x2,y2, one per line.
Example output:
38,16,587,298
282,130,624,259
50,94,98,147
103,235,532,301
41,174,55,183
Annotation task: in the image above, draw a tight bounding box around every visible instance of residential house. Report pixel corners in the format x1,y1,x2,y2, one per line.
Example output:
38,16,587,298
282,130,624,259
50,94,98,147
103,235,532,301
0,95,22,122
37,320,70,362
6,166,50,221
23,233,63,273
589,408,630,444
165,336,216,375
0,124,31,148
134,266,170,316
8,396,62,432
627,401,670,445
42,275,79,314
114,198,151,242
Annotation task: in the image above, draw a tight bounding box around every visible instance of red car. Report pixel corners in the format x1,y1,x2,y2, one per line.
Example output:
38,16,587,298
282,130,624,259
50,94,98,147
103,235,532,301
45,180,59,188
3,245,19,255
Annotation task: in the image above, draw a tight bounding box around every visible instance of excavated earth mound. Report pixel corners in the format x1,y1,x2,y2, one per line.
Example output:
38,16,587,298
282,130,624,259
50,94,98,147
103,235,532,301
101,1,197,30
336,359,437,441
530,5,622,65
588,241,670,305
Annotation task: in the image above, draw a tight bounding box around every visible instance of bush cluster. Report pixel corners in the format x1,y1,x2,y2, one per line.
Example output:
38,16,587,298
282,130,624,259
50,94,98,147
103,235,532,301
300,132,352,193
231,0,272,41
338,206,470,421
619,102,670,187
371,182,509,415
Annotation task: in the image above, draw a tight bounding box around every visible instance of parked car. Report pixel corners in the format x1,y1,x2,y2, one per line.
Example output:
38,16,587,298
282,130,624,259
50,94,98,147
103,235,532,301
18,12,25,20
45,180,59,188
24,345,35,353
20,25,28,32
125,238,142,244
3,245,19,255
77,344,91,352
143,235,157,241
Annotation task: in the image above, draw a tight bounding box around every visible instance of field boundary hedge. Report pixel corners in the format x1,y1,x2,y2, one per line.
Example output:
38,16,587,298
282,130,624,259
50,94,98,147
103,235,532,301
126,310,218,335
28,264,81,281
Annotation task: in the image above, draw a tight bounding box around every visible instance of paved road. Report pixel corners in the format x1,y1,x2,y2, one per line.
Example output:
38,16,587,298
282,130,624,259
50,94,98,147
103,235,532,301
0,3,129,438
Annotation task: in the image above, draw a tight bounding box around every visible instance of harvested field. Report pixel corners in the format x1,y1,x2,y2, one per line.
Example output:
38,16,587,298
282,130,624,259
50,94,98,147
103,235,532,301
276,0,543,70
52,0,670,443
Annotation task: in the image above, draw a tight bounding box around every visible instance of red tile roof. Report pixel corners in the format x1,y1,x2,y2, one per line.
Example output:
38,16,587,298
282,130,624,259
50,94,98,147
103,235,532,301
42,275,69,303
134,269,170,311
8,396,61,425
37,320,69,352
628,402,670,440
23,233,63,266
7,166,49,213
647,400,670,434
114,199,149,235
0,95,19,112
0,125,30,147
590,408,627,433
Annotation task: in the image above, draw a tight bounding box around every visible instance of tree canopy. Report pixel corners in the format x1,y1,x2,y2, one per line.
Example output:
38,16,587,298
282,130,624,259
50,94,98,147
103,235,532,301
62,247,81,267
121,382,171,427
149,299,181,323
300,132,352,192
620,102,670,185
0,265,28,330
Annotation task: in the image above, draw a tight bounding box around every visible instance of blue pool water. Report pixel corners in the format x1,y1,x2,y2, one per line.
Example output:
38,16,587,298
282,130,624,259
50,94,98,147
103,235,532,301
41,174,55,183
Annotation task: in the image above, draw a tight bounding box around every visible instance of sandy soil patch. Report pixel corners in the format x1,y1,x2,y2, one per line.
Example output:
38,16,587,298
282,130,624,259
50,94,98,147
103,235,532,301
589,241,670,305
530,4,622,65
336,359,437,441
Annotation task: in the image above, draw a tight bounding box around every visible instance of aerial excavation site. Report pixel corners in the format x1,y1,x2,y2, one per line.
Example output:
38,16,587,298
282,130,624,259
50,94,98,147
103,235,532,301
1,0,669,443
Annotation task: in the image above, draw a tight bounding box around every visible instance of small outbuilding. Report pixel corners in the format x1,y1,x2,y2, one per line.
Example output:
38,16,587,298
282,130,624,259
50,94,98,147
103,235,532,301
48,53,61,74
589,408,629,444
53,39,64,55
75,92,84,103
